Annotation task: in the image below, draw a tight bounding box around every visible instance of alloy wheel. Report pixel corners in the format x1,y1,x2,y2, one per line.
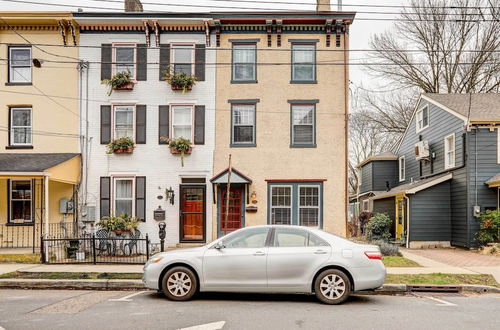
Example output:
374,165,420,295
319,274,346,300
166,271,192,297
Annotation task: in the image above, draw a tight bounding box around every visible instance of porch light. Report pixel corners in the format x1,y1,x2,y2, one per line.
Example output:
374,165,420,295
165,187,175,205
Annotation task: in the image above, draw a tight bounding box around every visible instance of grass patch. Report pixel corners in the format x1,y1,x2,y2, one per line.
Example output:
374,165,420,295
386,273,499,287
0,254,40,264
382,256,421,267
0,271,142,280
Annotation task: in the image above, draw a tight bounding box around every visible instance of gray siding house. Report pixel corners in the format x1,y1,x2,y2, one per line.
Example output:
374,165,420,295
356,94,500,248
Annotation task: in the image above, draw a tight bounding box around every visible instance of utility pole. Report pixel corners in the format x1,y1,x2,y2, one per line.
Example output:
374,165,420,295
224,154,232,231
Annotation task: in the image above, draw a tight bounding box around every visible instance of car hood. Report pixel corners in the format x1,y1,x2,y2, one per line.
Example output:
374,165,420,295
154,246,206,258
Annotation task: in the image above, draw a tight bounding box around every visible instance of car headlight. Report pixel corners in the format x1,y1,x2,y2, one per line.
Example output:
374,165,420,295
145,256,163,268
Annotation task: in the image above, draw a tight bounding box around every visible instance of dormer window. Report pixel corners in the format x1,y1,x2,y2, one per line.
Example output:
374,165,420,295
416,105,429,132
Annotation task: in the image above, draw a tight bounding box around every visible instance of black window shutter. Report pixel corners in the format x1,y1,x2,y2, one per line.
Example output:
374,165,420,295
159,44,170,80
31,178,36,223
136,44,147,81
159,105,170,144
6,179,10,223
100,177,111,218
101,44,112,81
136,104,147,144
100,105,111,144
194,105,205,145
195,44,206,81
135,176,146,221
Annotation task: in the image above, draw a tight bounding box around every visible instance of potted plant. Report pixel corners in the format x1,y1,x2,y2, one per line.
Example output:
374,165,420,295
102,71,134,96
162,67,197,93
107,137,135,154
160,137,192,166
97,213,139,235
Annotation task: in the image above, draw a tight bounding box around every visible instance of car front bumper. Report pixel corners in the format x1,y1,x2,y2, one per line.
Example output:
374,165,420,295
142,262,164,290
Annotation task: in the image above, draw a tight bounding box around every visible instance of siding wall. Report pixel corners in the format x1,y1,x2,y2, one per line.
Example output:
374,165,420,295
372,161,398,191
359,162,373,193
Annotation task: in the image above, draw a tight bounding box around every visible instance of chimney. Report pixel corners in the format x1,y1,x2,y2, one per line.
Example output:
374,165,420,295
125,0,143,12
316,0,331,11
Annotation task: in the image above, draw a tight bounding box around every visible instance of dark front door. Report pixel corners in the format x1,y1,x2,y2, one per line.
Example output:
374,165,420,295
180,185,206,242
219,186,244,237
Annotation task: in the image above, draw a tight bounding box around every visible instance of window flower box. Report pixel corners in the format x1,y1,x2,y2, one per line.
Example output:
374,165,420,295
113,81,135,91
162,66,197,93
160,137,192,166
102,71,134,96
107,137,135,154
170,84,193,91
170,146,192,155
113,147,134,154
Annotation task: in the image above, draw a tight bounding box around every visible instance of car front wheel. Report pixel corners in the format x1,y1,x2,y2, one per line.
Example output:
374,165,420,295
314,269,351,305
162,266,197,301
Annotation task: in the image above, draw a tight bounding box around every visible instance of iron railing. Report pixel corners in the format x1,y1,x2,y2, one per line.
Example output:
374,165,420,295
42,234,150,264
0,222,79,251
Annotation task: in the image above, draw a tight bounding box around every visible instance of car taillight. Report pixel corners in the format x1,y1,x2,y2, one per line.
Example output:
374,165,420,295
364,251,382,260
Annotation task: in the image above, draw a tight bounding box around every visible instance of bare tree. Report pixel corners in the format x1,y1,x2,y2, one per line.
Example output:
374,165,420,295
367,0,500,93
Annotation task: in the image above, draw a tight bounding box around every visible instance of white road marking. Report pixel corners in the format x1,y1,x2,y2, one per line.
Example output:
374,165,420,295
108,291,147,302
422,296,457,307
0,325,7,330
178,321,226,330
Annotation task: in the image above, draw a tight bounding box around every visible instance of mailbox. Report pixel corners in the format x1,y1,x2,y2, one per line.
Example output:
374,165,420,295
154,206,166,221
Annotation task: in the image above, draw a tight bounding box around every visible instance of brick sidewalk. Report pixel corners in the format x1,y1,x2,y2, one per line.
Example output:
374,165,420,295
407,248,500,267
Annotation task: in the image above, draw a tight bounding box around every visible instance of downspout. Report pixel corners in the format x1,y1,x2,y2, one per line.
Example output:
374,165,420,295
404,195,410,248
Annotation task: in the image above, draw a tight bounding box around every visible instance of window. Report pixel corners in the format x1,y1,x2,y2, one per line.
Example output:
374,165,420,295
232,44,256,82
299,186,320,226
416,105,429,132
9,47,32,83
222,227,269,249
114,44,136,79
444,133,455,169
269,182,323,227
114,178,134,216
231,104,256,146
291,104,315,146
10,107,32,146
291,44,315,82
399,156,405,182
113,105,134,139
362,200,369,212
9,180,32,223
270,186,292,225
172,44,194,75
171,105,193,139
273,227,327,247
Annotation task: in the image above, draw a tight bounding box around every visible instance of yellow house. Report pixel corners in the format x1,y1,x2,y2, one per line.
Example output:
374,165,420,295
0,12,81,249
211,12,355,238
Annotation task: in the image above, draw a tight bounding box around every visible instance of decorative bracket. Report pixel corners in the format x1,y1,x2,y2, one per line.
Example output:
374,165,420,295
143,21,151,47
276,20,282,47
325,19,333,47
67,21,77,46
335,21,343,47
266,20,273,47
214,20,221,47
204,20,210,47
153,21,160,47
57,20,67,46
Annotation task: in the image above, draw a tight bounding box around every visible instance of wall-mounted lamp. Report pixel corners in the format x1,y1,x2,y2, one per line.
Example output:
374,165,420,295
165,187,175,205
32,59,44,68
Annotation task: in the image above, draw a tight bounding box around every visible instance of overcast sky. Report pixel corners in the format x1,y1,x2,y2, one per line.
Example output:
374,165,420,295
0,0,405,87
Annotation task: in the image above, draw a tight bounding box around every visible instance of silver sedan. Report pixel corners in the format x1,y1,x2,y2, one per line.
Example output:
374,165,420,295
143,225,386,304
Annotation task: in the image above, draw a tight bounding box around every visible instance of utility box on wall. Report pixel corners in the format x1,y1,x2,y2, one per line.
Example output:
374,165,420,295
59,198,74,214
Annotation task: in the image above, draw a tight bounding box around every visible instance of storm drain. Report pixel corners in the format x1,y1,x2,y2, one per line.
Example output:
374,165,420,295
407,285,460,293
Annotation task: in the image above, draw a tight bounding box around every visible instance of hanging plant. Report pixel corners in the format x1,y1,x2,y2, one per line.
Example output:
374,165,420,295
107,137,135,154
102,71,134,96
162,66,197,93
160,137,192,166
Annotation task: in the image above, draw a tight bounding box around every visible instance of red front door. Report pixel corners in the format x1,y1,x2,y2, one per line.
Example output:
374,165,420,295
180,185,206,242
219,187,244,236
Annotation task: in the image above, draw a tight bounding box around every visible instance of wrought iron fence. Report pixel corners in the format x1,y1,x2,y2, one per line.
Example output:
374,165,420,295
42,234,150,264
0,222,79,251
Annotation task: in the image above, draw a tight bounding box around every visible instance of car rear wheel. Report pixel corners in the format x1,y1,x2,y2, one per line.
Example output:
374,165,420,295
162,266,197,301
314,269,351,305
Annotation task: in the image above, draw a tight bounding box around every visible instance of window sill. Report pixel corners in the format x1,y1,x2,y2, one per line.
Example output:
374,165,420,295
230,80,258,84
290,80,317,84
5,222,34,226
230,143,257,148
5,82,32,86
6,145,33,149
290,144,317,148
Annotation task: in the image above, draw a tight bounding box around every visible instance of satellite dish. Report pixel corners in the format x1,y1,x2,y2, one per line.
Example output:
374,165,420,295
32,59,42,68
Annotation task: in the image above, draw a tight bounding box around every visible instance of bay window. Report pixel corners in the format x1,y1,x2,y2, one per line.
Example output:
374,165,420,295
10,107,32,146
114,44,136,79
9,180,32,223
172,105,193,140
9,47,32,83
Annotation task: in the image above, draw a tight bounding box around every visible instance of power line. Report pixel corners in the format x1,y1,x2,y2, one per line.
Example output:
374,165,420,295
0,126,81,138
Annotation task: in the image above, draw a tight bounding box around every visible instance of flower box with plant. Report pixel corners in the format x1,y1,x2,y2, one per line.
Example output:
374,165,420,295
102,71,135,96
162,67,197,93
107,137,135,154
97,213,140,235
160,136,192,166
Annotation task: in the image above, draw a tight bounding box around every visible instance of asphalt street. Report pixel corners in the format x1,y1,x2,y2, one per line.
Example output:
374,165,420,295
0,289,499,330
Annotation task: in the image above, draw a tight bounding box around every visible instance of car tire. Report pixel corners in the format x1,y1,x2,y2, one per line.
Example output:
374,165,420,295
162,266,198,301
314,269,351,305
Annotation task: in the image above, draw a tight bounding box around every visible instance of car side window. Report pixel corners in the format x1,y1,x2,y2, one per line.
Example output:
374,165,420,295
273,228,328,247
222,227,269,249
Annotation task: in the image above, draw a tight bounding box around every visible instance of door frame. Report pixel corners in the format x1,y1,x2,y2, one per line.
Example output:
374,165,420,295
179,184,206,243
217,184,245,238
395,195,406,241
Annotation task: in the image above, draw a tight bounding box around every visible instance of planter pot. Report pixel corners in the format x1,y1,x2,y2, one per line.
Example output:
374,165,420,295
75,251,85,260
113,147,133,154
113,82,135,91
170,147,192,155
170,84,193,91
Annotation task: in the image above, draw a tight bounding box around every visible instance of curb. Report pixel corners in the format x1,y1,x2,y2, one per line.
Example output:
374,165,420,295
367,284,500,295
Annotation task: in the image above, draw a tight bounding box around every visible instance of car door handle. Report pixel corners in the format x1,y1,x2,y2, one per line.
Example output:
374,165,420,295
253,251,266,256
314,250,327,255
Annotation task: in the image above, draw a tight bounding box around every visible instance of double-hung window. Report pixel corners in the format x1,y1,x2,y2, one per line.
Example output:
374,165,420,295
232,43,256,82
10,107,32,146
298,186,320,226
291,43,316,82
231,104,256,146
399,156,405,182
444,133,455,169
9,180,32,223
270,186,292,225
114,178,134,216
172,105,193,140
9,47,32,83
113,105,134,139
416,105,429,132
172,44,194,75
114,44,136,79
290,103,316,147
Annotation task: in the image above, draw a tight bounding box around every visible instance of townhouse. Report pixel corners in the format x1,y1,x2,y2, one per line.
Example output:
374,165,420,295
0,12,81,248
356,94,500,248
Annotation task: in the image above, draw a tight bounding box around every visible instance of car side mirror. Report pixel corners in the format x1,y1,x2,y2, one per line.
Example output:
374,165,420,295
214,241,225,250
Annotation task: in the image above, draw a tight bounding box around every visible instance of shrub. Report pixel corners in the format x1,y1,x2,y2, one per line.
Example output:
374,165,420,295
476,210,500,245
365,213,391,242
371,240,400,256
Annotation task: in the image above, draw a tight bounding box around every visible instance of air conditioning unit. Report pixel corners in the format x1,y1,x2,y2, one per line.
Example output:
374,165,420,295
415,141,430,161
